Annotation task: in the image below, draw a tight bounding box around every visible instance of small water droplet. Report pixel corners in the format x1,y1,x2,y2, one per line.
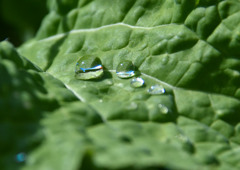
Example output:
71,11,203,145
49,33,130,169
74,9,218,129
116,60,135,78
75,56,103,80
130,77,144,88
15,152,26,163
158,104,168,114
147,85,165,95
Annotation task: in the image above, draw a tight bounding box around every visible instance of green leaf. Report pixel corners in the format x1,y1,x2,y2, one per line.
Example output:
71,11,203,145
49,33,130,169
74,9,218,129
2,0,240,169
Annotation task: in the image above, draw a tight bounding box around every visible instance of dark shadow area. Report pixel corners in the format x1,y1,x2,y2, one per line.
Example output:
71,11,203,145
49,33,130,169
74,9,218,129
44,35,68,71
0,41,79,170
0,0,48,46
79,149,171,170
0,60,58,170
91,69,113,82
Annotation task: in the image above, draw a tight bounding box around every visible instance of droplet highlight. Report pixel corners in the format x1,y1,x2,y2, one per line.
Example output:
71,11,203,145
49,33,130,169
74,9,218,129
75,56,103,80
131,77,144,88
116,60,135,78
158,104,169,114
147,85,165,95
15,152,26,163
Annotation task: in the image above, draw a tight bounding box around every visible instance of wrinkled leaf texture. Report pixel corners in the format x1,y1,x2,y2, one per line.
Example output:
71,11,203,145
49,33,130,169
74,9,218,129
1,0,240,170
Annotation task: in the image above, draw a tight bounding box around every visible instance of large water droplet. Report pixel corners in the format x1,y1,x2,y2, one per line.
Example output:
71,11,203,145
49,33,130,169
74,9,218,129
158,104,169,114
15,152,26,163
116,60,135,78
75,56,103,80
147,85,165,94
131,77,144,88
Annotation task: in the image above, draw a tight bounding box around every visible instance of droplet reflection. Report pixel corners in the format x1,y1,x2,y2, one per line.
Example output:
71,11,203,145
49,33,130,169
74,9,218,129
158,104,169,114
75,56,103,80
147,85,165,95
116,60,135,78
131,77,144,88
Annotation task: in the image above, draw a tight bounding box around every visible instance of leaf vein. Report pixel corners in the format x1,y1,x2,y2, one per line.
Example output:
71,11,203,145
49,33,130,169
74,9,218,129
39,22,179,42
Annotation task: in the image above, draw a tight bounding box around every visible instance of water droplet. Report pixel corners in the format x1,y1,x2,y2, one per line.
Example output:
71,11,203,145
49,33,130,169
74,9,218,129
130,77,144,88
158,104,168,114
15,152,26,163
147,85,165,95
75,56,103,80
116,60,135,78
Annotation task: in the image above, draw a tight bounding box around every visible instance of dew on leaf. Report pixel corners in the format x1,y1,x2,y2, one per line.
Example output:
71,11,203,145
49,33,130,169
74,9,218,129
116,60,135,78
15,152,26,163
147,85,165,95
158,104,169,114
75,56,103,80
130,77,144,88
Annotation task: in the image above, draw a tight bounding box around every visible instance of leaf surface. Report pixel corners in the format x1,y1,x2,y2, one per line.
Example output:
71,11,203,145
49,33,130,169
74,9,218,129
2,0,240,169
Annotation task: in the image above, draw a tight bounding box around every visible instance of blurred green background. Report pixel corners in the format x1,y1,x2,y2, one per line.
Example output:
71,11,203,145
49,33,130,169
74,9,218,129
0,0,48,47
